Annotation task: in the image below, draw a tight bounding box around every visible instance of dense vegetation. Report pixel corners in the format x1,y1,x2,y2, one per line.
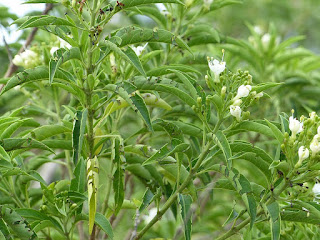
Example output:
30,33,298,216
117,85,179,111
0,0,320,239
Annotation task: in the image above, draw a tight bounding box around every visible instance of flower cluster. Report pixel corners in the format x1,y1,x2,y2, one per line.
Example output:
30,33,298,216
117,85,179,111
12,49,42,69
283,111,320,169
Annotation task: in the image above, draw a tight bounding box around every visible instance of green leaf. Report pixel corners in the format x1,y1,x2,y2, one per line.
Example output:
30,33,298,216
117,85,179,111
146,64,200,76
95,213,113,240
120,0,183,8
72,109,88,165
115,26,192,54
42,140,72,150
236,173,256,229
29,125,71,141
0,138,54,153
139,189,155,212
113,139,124,215
130,93,153,131
252,83,282,93
0,219,12,240
170,70,198,100
1,66,75,95
123,47,146,76
143,143,189,165
49,48,82,85
179,194,192,240
0,146,10,162
101,41,146,76
133,78,197,107
207,95,223,114
265,120,284,144
267,202,281,240
214,131,232,168
19,15,75,30
0,206,37,240
227,121,274,138
70,157,86,193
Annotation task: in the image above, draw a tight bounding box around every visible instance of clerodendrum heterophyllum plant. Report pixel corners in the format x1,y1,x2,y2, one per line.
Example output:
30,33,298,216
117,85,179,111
1,0,320,239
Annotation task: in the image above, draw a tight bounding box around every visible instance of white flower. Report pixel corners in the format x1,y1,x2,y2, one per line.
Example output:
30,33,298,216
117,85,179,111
298,146,309,162
50,47,59,56
318,126,320,135
12,54,23,66
230,105,241,121
12,49,39,69
142,208,157,224
289,116,303,138
253,26,262,35
208,58,226,82
59,39,71,49
132,43,148,56
262,33,271,49
310,138,320,156
313,183,320,196
234,85,252,99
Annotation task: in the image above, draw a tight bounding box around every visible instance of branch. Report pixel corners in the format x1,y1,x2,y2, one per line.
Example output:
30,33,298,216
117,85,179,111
3,3,54,79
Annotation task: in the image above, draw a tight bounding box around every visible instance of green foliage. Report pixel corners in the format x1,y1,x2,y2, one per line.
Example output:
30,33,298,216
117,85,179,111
0,0,319,239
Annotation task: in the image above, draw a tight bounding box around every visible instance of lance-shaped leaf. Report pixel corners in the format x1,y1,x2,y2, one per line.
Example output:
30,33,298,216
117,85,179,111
0,206,37,239
101,41,146,76
143,143,189,165
267,202,281,240
214,131,232,168
87,156,99,235
103,85,153,131
133,79,197,107
19,15,75,29
72,109,88,165
70,157,86,193
115,26,192,54
179,194,193,240
0,138,54,153
113,139,124,215
95,213,113,240
49,48,82,85
139,189,155,212
130,93,153,131
28,125,72,141
265,119,284,144
1,66,75,95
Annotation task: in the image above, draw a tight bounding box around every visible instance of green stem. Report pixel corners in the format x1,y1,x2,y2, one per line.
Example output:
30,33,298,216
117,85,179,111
135,140,213,240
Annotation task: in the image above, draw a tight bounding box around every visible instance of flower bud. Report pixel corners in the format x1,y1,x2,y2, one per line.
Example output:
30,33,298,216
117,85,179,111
221,86,227,97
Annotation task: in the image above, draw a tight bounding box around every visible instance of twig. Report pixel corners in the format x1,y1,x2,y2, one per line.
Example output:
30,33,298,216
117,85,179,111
2,35,12,62
2,3,54,79
129,210,140,240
